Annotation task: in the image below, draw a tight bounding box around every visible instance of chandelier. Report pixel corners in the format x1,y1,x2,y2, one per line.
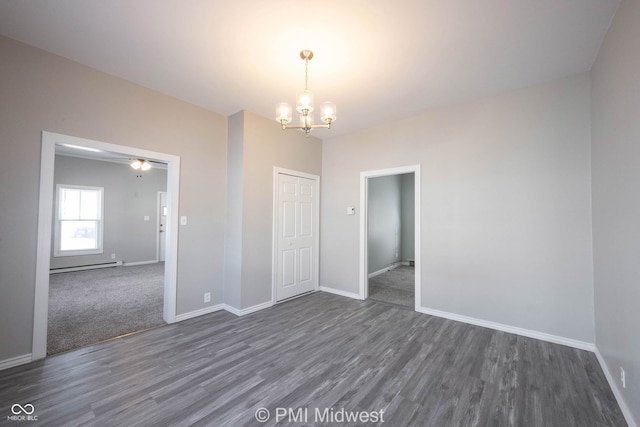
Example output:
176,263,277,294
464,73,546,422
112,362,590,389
276,50,336,135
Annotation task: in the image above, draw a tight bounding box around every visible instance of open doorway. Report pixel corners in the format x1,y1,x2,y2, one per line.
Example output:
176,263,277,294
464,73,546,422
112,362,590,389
46,152,168,355
366,173,415,308
359,165,421,311
33,131,180,360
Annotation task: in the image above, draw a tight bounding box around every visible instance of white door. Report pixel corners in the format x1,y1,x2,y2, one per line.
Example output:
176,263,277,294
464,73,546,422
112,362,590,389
158,192,167,262
275,172,318,301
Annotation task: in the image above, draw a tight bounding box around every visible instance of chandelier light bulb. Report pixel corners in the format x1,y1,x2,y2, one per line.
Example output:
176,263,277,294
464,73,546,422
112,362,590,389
276,102,292,124
130,159,142,170
296,90,314,113
299,113,314,128
321,101,337,124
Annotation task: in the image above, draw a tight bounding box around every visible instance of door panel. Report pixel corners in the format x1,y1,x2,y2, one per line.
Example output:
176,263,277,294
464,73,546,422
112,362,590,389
283,202,296,238
300,203,313,237
282,249,296,287
299,247,312,283
275,173,318,301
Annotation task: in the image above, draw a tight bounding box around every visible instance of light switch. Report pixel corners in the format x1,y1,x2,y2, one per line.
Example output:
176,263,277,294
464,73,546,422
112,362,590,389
347,207,355,215
180,216,187,225
143,215,150,221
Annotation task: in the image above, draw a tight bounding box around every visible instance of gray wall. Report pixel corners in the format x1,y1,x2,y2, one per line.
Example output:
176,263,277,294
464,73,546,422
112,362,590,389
321,74,595,343
224,110,322,310
223,112,245,309
368,175,402,273
0,36,227,362
51,155,167,268
401,173,415,261
591,0,640,421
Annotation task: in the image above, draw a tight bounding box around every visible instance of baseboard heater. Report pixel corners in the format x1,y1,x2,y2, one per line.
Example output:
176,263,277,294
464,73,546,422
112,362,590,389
50,261,123,274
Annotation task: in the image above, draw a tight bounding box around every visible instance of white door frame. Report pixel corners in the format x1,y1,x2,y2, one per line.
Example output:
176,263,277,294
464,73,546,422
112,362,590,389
271,167,320,304
359,165,421,311
33,131,181,360
157,191,168,262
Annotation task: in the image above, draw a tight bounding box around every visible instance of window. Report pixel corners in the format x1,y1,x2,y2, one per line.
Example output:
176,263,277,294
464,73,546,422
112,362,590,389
54,185,104,256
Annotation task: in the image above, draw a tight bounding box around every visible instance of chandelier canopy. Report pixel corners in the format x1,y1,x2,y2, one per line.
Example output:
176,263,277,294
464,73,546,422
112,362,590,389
276,50,336,136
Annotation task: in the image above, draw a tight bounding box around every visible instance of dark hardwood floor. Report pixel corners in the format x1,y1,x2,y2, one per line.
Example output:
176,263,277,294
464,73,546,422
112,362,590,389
0,292,626,426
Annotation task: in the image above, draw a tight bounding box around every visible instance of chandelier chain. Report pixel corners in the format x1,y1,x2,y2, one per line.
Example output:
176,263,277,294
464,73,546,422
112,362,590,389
304,58,309,91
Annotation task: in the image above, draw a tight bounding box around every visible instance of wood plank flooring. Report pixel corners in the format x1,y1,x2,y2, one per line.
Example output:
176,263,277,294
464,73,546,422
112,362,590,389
0,292,626,426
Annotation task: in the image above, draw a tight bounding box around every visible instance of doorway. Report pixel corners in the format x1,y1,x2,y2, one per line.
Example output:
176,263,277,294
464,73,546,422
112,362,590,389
272,167,320,303
33,131,181,360
359,165,421,310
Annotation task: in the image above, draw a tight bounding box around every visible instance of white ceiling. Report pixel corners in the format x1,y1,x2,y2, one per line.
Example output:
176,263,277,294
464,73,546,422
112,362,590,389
0,0,620,137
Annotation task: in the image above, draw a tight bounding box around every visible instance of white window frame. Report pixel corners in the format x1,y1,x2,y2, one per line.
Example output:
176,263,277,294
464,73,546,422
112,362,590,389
54,184,104,257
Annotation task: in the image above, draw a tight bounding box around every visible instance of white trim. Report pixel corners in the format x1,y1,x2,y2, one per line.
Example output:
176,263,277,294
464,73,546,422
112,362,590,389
416,305,595,351
223,301,273,317
359,165,421,309
122,260,159,267
33,135,56,360
34,131,181,360
50,261,123,274
174,304,224,322
594,347,639,427
272,167,321,304
53,184,105,257
0,354,32,371
320,286,363,300
156,191,167,262
368,262,402,279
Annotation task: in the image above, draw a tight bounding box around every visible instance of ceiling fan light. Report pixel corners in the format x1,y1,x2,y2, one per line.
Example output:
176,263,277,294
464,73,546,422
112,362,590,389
276,102,292,124
321,101,337,123
296,90,314,114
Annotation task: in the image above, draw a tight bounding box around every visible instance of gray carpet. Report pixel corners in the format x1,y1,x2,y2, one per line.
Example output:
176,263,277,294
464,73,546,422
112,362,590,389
47,263,165,355
368,265,415,308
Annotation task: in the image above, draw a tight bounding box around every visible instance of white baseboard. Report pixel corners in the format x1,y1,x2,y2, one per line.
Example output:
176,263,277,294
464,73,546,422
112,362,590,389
320,286,363,300
367,262,402,279
594,347,638,427
223,301,273,317
0,354,32,371
122,260,159,267
175,304,224,322
416,306,595,351
50,261,123,274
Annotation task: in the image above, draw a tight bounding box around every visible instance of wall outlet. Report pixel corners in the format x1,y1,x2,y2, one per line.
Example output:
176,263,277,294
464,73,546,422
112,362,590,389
620,367,626,389
111,253,116,259
204,292,211,303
